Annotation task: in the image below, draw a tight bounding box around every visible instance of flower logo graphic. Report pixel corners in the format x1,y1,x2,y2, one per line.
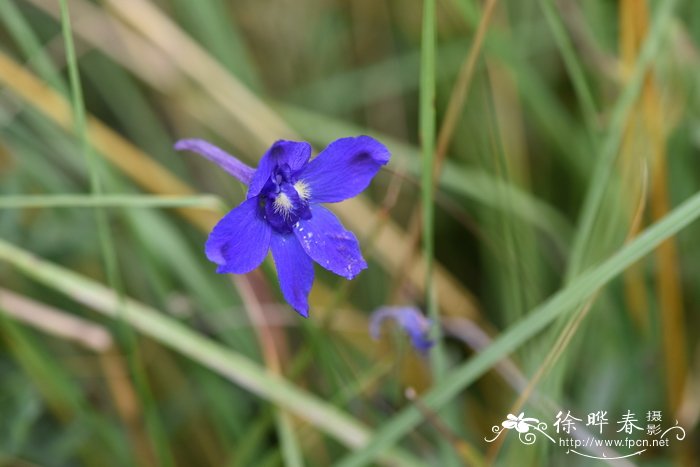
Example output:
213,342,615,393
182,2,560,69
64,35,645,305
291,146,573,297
502,413,539,434
486,412,555,445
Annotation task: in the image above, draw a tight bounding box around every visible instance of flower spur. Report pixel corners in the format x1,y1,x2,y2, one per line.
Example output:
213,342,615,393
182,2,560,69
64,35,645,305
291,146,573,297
175,137,390,317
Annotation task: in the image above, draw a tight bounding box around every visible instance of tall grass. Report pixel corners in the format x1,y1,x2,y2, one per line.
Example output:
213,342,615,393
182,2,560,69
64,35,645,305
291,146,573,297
0,0,698,465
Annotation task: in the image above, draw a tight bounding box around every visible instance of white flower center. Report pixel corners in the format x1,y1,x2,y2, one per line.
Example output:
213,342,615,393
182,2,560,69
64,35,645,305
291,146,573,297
293,180,311,201
273,192,293,217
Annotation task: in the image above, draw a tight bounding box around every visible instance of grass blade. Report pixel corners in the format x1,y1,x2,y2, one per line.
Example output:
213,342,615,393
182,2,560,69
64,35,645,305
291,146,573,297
0,239,421,467
566,0,678,279
0,194,221,209
337,186,700,465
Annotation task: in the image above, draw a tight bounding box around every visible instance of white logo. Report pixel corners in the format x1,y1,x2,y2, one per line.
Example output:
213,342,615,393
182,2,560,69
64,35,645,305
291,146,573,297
485,411,686,460
485,412,555,445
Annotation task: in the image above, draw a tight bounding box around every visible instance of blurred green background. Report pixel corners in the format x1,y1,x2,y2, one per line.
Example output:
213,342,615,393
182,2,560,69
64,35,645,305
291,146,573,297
0,0,698,465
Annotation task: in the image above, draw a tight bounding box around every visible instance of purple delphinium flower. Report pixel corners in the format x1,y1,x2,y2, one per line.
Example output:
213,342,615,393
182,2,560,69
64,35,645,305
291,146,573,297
175,137,390,317
369,306,434,352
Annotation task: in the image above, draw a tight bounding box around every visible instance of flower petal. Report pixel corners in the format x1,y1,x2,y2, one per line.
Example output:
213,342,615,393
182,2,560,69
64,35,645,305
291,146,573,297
294,205,367,279
369,306,434,353
516,421,530,433
297,136,390,203
174,139,255,184
247,140,312,198
270,234,314,317
502,421,517,429
205,197,271,273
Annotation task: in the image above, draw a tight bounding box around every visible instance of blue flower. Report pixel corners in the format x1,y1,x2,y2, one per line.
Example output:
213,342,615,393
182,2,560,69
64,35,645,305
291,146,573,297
369,306,434,352
175,137,390,317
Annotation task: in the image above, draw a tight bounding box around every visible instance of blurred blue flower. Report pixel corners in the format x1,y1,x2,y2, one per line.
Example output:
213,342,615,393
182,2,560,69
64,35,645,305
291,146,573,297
175,137,390,317
369,306,434,352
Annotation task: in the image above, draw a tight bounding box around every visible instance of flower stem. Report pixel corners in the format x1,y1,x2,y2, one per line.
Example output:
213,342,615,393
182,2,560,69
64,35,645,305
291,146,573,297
420,0,460,465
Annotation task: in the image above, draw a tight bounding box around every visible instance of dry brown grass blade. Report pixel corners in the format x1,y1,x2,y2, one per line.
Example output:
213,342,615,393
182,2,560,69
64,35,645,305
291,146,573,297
619,0,687,415
23,0,180,91
98,349,159,466
103,0,295,153
0,50,219,232
0,287,111,351
619,0,651,331
0,288,156,466
650,144,687,414
678,346,700,432
434,0,499,174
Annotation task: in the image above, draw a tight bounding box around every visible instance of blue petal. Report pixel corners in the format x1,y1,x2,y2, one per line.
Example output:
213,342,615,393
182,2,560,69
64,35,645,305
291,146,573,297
369,306,434,353
247,140,312,198
270,234,314,317
174,139,255,184
205,197,271,273
294,205,367,279
297,136,390,203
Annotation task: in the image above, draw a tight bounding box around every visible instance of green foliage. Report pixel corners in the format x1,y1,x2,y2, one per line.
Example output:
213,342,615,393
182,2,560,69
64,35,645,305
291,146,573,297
0,0,698,465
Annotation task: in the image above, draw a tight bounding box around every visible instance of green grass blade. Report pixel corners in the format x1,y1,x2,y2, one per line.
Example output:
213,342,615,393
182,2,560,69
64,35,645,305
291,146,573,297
0,0,66,93
537,0,598,138
0,239,422,467
419,0,441,371
420,0,460,464
0,194,221,209
58,0,119,289
276,412,304,467
169,0,260,89
337,186,700,465
566,0,679,279
279,104,572,249
58,3,174,465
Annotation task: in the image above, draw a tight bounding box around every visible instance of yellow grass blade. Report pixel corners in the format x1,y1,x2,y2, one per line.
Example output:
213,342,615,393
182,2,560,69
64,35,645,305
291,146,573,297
619,0,687,414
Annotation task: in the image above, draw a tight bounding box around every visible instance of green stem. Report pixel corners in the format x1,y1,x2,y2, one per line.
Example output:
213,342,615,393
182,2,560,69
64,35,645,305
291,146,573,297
58,2,174,464
420,0,461,464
